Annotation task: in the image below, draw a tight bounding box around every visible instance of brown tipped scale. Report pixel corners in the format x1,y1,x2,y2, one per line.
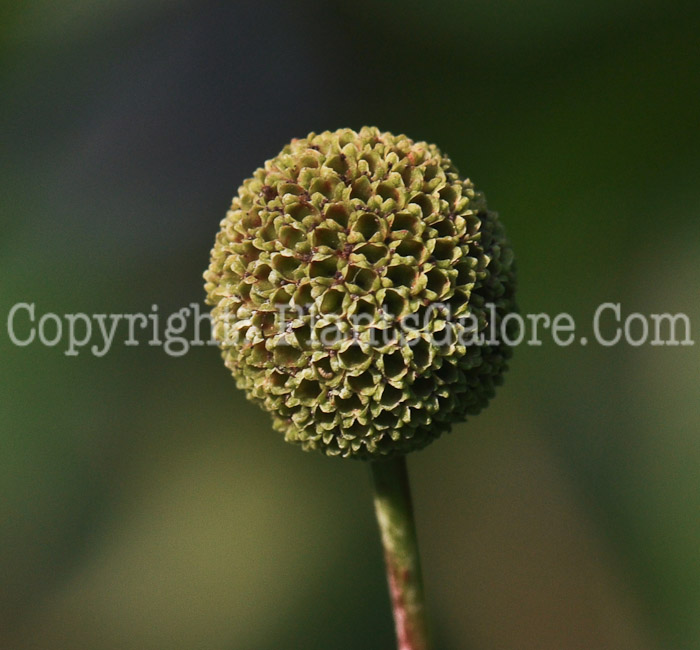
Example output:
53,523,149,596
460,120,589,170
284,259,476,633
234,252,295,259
204,127,516,459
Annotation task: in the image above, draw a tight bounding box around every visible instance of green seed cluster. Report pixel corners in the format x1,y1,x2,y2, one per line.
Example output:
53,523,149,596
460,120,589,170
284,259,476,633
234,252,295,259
204,127,516,459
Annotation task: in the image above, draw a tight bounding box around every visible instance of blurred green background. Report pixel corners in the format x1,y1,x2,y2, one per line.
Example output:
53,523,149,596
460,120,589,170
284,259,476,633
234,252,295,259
1,1,699,648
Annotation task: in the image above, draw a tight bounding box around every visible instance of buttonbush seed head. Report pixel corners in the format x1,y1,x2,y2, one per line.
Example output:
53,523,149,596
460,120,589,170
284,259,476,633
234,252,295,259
205,127,516,459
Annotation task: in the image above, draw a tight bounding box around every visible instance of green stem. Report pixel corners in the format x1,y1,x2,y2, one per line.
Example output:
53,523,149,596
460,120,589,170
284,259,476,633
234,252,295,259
370,456,431,650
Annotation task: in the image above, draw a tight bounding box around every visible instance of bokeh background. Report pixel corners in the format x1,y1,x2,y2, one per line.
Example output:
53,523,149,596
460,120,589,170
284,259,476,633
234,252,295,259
2,1,699,648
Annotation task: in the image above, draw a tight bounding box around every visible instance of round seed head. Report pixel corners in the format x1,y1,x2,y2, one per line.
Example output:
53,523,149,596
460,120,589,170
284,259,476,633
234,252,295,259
204,127,516,459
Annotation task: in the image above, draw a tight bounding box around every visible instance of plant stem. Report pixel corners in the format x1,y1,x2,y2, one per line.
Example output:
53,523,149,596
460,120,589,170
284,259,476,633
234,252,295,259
370,456,431,650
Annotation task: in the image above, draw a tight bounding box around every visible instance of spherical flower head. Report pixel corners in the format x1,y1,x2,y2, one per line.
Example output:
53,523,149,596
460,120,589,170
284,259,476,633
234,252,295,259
204,127,516,459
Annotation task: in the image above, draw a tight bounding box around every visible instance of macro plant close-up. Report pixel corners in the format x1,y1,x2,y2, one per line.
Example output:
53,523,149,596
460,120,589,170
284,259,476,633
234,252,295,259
203,126,516,647
2,2,699,650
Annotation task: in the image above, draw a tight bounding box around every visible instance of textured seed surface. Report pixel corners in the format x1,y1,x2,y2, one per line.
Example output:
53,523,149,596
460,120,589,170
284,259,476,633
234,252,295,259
204,127,516,459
